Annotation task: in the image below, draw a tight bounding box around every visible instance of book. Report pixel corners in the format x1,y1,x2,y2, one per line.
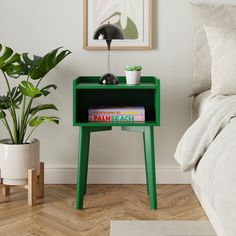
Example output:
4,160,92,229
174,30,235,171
89,115,145,122
88,106,145,122
89,106,145,115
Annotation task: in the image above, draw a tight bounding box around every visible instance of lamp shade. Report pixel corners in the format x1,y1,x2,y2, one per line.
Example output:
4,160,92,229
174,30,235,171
93,23,124,40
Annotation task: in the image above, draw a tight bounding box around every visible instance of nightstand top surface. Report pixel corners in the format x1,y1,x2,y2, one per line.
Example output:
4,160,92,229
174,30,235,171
74,76,160,89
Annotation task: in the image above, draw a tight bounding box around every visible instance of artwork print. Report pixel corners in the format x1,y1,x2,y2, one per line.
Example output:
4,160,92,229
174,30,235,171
84,0,152,49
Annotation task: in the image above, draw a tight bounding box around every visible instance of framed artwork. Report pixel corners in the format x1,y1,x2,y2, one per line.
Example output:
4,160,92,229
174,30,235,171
83,0,153,50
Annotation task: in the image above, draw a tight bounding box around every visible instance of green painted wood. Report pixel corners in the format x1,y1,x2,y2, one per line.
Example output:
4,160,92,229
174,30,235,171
73,76,160,210
73,79,77,126
89,127,112,132
76,127,90,209
155,88,160,126
144,126,157,209
75,76,159,90
76,83,156,89
83,129,91,196
143,132,149,195
73,76,160,127
74,121,158,127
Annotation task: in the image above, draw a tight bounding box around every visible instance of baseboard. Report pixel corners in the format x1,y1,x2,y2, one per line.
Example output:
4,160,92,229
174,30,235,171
45,165,191,184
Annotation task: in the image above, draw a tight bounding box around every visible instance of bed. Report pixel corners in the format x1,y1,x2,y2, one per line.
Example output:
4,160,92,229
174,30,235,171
191,90,211,121
174,2,236,236
191,92,236,236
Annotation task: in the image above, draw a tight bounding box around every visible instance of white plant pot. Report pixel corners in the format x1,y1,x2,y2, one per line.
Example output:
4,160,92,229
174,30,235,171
0,139,40,185
125,71,141,85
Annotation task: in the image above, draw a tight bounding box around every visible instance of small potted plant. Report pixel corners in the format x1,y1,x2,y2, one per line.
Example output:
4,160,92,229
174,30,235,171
124,65,143,85
0,44,71,185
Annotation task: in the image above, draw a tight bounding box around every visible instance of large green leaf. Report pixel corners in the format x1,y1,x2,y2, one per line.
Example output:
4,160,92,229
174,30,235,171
40,84,57,96
0,45,19,68
8,87,23,108
29,116,59,127
0,95,10,110
0,44,71,79
0,87,23,109
3,52,42,78
0,44,22,78
4,64,25,78
0,110,6,119
22,53,42,67
29,104,58,116
18,53,42,76
29,47,71,80
19,81,42,98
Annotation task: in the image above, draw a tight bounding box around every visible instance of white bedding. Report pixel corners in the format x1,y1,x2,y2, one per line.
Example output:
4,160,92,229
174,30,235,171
192,90,211,121
175,95,236,236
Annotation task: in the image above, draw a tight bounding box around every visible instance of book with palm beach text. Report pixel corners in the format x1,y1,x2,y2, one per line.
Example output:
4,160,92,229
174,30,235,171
88,106,145,122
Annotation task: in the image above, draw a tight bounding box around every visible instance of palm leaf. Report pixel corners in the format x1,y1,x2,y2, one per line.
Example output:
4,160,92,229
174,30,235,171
0,95,10,110
0,44,22,77
4,64,26,78
0,110,6,119
19,81,42,98
29,47,71,80
17,53,42,76
29,104,58,116
40,84,57,96
29,116,59,127
0,87,23,109
8,87,23,108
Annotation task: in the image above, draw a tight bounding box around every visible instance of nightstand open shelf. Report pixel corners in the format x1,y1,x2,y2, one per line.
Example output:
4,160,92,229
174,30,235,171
73,76,160,126
73,76,160,210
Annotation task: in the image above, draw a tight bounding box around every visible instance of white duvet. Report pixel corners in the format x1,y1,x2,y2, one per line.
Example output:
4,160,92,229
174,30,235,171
175,95,236,171
175,95,236,236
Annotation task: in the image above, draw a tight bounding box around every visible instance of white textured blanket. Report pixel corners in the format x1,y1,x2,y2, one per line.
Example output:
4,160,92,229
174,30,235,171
175,95,236,171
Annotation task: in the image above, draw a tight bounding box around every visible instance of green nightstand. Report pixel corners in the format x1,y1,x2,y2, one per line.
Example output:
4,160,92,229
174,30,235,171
73,76,160,210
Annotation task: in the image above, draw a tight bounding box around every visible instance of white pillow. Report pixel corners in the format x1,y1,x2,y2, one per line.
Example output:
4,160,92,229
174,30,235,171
190,3,236,95
204,26,236,95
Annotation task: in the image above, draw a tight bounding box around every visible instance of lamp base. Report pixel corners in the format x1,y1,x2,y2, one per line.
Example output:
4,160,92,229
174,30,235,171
99,73,119,85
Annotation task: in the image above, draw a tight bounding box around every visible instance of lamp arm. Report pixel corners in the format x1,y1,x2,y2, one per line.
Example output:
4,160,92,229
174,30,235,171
106,39,111,51
106,40,112,73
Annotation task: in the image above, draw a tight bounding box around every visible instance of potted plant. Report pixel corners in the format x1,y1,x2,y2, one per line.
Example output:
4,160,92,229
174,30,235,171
124,65,143,85
0,44,71,185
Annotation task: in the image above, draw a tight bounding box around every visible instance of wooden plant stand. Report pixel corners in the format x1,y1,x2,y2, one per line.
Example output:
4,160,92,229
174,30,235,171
0,162,44,206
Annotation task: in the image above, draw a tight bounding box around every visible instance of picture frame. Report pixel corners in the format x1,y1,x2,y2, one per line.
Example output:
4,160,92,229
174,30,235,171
83,0,153,50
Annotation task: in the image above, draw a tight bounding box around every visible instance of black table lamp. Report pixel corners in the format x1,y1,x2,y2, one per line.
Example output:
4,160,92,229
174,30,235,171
93,23,124,84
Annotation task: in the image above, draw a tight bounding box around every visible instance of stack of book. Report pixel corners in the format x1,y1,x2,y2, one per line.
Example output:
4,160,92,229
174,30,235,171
88,106,145,122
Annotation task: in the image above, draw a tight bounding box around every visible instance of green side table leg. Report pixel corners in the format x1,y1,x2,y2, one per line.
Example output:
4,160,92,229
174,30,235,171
143,132,149,195
83,130,91,196
144,126,157,209
76,127,90,209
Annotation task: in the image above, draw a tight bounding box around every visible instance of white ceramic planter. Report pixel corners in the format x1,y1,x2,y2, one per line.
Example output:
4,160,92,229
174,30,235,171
125,71,141,85
0,139,40,185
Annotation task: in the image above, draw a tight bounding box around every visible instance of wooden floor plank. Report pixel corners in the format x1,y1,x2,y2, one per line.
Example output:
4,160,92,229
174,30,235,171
0,184,207,235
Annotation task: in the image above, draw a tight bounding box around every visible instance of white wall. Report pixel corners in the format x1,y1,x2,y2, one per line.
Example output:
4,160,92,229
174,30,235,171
0,0,193,183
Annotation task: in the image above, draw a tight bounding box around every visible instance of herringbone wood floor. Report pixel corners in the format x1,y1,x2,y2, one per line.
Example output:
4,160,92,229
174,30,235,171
0,185,207,236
